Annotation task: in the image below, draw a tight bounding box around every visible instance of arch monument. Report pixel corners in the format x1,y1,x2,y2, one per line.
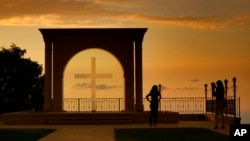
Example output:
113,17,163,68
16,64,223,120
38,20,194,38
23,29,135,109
39,28,148,112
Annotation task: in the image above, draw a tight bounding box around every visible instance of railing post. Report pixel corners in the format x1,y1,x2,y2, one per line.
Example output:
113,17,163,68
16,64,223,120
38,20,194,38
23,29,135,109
174,98,176,112
204,84,207,114
224,79,228,116
238,97,240,118
233,77,237,118
78,98,80,112
159,99,162,112
119,98,120,111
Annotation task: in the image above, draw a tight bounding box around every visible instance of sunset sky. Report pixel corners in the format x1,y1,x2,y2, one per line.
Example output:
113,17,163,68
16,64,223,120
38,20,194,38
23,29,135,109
0,0,250,118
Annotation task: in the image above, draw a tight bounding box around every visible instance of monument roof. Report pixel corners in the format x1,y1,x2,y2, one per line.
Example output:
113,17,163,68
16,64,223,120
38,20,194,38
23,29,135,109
39,28,147,40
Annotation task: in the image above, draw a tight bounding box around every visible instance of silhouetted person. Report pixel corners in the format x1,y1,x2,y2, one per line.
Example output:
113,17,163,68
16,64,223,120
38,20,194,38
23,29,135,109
146,84,162,127
214,80,225,129
211,82,216,97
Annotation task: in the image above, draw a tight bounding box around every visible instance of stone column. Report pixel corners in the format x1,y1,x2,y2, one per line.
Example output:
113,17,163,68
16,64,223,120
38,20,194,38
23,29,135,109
44,40,52,112
135,38,144,112
124,70,134,112
52,44,63,112
123,42,135,112
52,68,63,112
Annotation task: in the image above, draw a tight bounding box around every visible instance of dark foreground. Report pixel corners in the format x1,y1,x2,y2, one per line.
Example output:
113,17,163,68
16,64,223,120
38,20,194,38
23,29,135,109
0,128,56,141
115,128,229,141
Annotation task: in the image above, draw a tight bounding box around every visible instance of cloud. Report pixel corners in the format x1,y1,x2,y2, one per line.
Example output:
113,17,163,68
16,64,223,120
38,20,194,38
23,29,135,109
73,82,91,89
72,82,121,90
96,84,121,89
180,87,202,91
165,87,202,91
191,79,199,82
154,83,202,91
153,84,201,91
0,0,250,29
160,85,168,90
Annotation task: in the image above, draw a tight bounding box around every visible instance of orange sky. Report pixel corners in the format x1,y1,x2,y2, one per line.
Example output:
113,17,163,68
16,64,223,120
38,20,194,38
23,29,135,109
0,0,250,115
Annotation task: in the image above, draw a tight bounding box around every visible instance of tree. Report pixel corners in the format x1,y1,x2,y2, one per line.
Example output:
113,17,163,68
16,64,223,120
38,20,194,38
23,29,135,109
0,44,44,113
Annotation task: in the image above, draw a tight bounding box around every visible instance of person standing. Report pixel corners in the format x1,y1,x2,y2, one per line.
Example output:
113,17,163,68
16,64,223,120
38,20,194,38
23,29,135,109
214,80,226,129
146,84,162,127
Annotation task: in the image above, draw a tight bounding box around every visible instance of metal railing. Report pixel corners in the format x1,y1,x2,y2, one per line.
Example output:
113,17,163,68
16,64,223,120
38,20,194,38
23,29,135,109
204,77,241,118
64,97,206,114
158,97,205,114
64,97,240,117
206,96,240,118
64,98,124,112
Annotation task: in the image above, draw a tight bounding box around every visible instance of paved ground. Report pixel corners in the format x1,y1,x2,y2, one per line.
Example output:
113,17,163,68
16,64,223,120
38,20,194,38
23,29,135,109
0,121,230,141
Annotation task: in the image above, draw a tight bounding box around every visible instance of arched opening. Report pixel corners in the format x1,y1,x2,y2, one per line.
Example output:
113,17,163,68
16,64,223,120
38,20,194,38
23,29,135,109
63,48,124,111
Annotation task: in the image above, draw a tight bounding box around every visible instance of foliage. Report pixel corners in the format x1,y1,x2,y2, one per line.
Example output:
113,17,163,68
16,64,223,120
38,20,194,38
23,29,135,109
0,44,44,113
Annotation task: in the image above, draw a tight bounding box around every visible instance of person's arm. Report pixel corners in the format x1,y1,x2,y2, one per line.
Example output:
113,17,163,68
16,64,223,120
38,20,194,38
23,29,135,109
158,84,162,102
146,93,151,102
158,93,161,102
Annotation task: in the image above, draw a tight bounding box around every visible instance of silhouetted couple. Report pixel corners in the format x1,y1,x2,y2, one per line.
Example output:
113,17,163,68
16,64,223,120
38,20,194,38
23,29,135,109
146,84,162,127
212,80,225,129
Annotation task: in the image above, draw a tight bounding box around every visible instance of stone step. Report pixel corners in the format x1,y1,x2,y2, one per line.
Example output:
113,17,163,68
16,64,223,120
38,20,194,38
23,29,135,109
3,111,179,125
47,115,133,124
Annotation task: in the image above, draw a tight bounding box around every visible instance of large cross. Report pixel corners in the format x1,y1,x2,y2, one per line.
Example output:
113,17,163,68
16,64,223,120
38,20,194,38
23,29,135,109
74,57,112,112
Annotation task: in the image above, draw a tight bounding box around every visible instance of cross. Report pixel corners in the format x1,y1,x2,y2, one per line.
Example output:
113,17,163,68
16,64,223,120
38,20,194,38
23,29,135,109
75,57,112,112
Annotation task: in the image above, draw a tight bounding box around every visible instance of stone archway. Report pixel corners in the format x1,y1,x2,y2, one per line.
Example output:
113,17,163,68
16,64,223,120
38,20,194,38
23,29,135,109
39,28,147,112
